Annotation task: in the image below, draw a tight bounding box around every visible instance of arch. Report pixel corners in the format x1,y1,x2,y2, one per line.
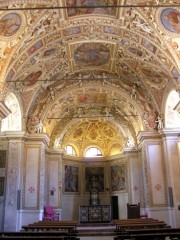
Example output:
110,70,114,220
165,90,180,128
84,147,103,158
65,145,77,156
1,92,22,131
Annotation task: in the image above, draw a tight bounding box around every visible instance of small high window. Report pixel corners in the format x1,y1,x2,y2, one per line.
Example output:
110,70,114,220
1,92,22,131
85,147,102,157
65,145,76,156
165,90,180,128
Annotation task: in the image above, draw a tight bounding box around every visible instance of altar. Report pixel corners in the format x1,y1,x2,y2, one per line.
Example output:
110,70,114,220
79,205,111,223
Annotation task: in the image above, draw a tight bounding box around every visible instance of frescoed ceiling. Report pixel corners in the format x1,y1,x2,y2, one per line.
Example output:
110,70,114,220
0,0,179,157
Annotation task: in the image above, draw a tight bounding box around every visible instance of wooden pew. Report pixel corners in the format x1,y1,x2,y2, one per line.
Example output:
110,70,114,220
33,220,78,224
21,221,78,240
113,218,171,240
113,218,168,231
125,227,180,235
114,227,180,240
0,236,65,239
113,218,154,222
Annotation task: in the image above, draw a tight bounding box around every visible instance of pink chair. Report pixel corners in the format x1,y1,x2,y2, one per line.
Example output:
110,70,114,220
42,205,59,221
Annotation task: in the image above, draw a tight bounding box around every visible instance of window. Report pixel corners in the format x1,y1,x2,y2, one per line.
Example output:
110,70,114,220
65,145,76,156
1,93,22,131
85,147,102,157
165,90,180,128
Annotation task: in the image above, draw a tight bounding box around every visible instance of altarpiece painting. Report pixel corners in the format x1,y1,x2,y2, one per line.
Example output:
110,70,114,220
110,164,126,192
85,166,104,193
64,165,79,193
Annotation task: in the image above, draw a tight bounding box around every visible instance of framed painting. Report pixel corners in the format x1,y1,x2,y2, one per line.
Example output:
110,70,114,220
110,164,127,192
64,165,79,193
85,166,104,193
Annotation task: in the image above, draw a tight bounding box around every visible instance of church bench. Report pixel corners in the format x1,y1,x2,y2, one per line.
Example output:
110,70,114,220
31,221,78,226
113,218,158,225
113,218,159,228
0,231,79,240
114,221,168,231
22,225,76,230
113,218,154,222
21,225,78,234
114,231,180,240
0,237,65,239
114,226,180,240
21,224,78,240
0,231,68,236
125,227,180,234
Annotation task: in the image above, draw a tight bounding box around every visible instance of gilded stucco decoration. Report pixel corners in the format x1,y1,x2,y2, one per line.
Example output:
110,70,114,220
61,119,125,157
0,0,179,157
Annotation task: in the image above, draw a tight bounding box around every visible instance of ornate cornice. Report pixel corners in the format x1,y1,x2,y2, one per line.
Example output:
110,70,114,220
159,128,180,139
137,131,161,142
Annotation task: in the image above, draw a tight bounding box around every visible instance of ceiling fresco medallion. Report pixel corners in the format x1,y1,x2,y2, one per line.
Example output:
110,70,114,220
73,43,110,67
0,12,25,40
156,7,180,37
66,0,118,17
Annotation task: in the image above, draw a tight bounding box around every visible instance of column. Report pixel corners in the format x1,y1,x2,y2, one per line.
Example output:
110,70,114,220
160,129,180,227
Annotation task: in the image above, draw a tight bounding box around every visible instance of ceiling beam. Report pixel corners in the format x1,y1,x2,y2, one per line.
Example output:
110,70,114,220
0,4,180,11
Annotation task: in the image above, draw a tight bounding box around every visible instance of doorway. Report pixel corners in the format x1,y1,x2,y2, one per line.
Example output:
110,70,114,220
111,196,119,219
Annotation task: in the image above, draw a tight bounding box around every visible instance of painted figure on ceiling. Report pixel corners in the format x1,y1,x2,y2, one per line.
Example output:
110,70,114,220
161,8,180,34
0,13,21,36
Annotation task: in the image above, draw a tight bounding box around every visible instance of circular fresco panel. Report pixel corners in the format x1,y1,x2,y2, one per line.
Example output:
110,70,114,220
0,13,21,37
161,8,180,34
156,7,180,37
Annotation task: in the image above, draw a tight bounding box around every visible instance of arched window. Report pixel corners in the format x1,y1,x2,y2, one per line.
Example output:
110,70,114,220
165,90,180,128
1,93,22,131
85,147,102,157
65,145,76,156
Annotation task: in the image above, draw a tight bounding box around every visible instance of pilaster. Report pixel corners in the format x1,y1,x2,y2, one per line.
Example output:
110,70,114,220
3,131,26,231
123,148,140,205
2,131,61,230
159,129,180,227
136,131,173,224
